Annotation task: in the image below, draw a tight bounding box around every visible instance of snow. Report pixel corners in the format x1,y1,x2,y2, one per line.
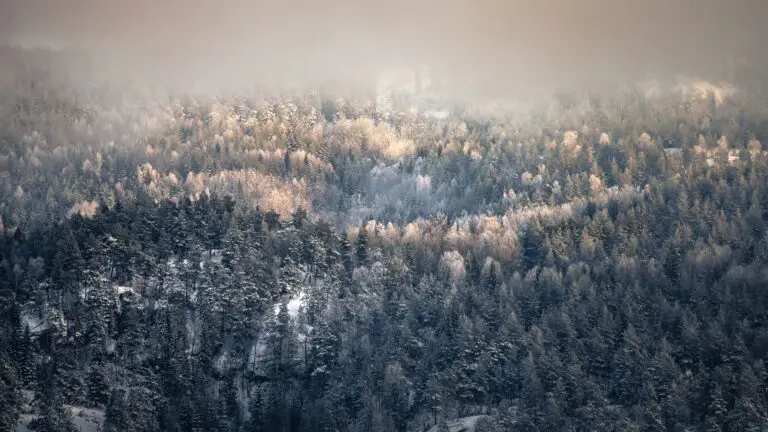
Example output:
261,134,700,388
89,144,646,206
423,415,489,432
16,406,105,432
298,324,314,344
21,313,47,335
69,407,105,432
310,365,327,376
287,293,304,317
115,285,134,295
250,337,268,366
15,415,36,432
215,350,230,371
250,290,309,370
273,291,305,318
186,314,201,354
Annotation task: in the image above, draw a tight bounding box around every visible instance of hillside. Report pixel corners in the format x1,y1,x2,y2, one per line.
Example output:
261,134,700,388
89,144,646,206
0,45,767,431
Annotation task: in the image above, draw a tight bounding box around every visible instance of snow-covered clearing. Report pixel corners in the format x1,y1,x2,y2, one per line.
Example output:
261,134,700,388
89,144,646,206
423,415,489,432
115,285,134,296
15,406,105,432
21,313,48,335
273,290,305,318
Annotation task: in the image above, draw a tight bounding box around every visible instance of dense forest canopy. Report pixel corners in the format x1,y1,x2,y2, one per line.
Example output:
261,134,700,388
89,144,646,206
0,45,768,431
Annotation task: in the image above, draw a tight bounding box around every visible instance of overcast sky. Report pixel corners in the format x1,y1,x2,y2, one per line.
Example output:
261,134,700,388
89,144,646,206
1,0,766,95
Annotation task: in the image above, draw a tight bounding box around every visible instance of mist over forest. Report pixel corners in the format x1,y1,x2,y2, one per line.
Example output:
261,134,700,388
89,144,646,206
1,1,768,432
3,0,768,93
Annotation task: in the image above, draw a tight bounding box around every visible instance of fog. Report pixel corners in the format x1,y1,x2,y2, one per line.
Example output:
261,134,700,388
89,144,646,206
2,0,767,96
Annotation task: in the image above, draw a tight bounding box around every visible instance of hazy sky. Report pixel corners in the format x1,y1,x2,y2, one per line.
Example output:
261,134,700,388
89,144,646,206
1,0,766,95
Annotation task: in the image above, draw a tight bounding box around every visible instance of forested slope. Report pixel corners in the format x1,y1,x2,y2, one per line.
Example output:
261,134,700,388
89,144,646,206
0,46,767,431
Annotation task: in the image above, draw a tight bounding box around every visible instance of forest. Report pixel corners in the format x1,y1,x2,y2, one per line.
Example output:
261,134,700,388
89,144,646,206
0,45,767,431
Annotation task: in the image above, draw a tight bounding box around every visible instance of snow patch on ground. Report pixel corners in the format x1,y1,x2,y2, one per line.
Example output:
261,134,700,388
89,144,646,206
273,291,305,318
250,290,309,370
21,313,48,335
16,406,105,432
115,285,134,295
15,415,36,432
69,407,106,432
423,415,489,432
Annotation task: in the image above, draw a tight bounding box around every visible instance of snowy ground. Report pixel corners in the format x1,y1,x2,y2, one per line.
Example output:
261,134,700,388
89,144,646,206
273,290,305,317
16,406,105,432
21,313,48,335
250,289,308,369
422,415,489,432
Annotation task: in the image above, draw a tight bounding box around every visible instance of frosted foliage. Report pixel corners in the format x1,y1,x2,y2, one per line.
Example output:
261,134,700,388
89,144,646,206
482,257,502,279
718,135,729,150
474,216,518,262
379,222,401,244
403,222,423,244
346,186,640,266
416,175,432,193
639,132,653,148
136,163,161,184
333,117,415,159
444,224,471,249
352,220,395,245
384,362,405,385
69,200,99,218
141,168,310,218
589,174,604,194
440,250,466,282
167,172,179,185
447,120,468,138
563,131,579,148
365,220,378,237
521,171,534,184
684,80,738,106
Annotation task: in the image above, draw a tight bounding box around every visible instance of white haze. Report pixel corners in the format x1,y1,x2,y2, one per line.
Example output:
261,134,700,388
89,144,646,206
1,0,767,97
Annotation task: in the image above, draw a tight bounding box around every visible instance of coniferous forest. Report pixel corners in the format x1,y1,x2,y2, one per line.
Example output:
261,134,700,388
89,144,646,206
1,45,768,431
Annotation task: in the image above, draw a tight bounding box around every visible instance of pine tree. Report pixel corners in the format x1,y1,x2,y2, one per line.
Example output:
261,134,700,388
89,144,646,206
436,419,450,432
248,387,266,432
33,359,77,432
82,267,115,352
703,382,726,432
355,227,369,265
0,353,21,431
338,235,354,286
86,355,110,407
16,325,35,387
103,388,132,432
268,301,296,376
